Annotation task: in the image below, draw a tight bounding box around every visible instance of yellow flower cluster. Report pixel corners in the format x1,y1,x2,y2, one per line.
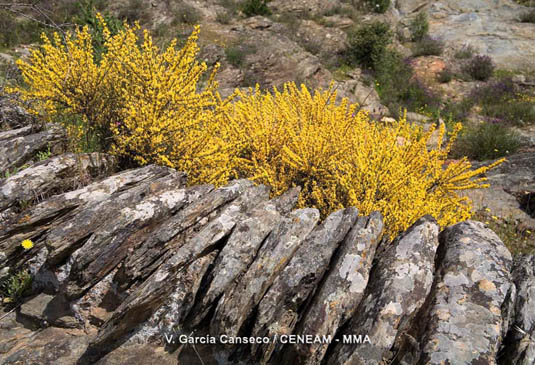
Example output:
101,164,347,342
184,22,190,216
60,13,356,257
10,19,120,150
10,17,227,179
9,21,504,239
221,83,503,238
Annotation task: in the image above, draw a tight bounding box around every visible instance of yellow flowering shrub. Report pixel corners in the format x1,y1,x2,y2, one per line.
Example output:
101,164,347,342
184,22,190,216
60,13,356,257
10,21,121,151
222,83,503,238
106,25,230,184
9,19,504,239
10,17,230,183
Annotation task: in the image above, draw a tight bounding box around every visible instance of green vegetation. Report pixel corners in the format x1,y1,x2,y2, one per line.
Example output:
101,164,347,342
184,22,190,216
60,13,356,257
462,55,495,81
454,45,476,59
451,122,522,161
36,147,52,161
374,50,440,118
473,210,535,254
366,0,390,14
413,36,444,57
409,12,429,42
437,68,453,83
1,270,32,305
346,21,392,70
225,44,257,67
241,0,271,17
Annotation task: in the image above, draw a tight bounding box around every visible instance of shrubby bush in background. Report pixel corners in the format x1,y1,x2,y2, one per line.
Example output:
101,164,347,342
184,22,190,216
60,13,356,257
463,55,495,81
346,21,392,70
241,0,271,17
366,0,390,14
409,12,429,41
413,36,444,57
452,122,522,161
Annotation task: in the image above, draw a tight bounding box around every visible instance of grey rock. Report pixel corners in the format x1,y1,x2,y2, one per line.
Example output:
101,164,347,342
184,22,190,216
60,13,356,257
85,181,269,359
0,153,116,217
127,251,219,345
251,207,359,362
0,165,177,278
211,208,320,338
45,170,187,267
500,254,535,365
328,216,440,365
0,95,35,130
63,172,191,299
0,326,90,365
293,212,384,364
190,187,301,326
18,293,79,329
119,180,267,284
416,221,514,364
0,123,65,174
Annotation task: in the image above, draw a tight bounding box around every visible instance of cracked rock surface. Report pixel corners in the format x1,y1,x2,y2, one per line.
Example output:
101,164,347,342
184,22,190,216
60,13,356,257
0,124,532,365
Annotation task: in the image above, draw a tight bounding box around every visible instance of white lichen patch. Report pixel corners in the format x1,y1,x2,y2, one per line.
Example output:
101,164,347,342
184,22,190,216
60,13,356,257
443,272,470,287
339,254,367,293
382,301,402,316
158,189,186,209
122,201,157,221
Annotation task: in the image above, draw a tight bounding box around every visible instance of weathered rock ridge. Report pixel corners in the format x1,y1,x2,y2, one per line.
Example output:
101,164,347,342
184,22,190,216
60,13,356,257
0,123,534,364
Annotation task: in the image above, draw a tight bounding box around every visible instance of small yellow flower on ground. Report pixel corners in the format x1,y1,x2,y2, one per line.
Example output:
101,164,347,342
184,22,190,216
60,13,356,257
21,239,34,250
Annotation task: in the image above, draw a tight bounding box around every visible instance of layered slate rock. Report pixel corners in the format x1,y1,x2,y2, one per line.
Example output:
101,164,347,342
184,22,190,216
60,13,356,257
328,216,440,365
500,254,535,365
0,153,116,217
414,221,514,364
292,212,384,364
251,207,359,362
0,123,65,173
211,208,320,338
84,181,271,359
118,180,265,284
0,165,179,280
190,187,301,326
0,137,530,364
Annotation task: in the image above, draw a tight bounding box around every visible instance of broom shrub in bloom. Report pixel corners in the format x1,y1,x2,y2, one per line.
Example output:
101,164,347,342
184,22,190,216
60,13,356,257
9,20,503,239
221,83,503,238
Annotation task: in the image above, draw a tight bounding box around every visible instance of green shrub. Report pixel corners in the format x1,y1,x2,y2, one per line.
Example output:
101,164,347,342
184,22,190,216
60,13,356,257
118,0,151,23
225,44,256,67
409,12,429,41
0,10,45,49
241,0,271,17
1,270,32,305
437,68,453,83
73,2,124,63
171,1,202,24
374,50,441,117
454,44,476,59
346,21,392,70
216,11,233,24
463,55,495,81
452,122,522,161
520,9,535,22
366,0,390,13
467,78,535,126
413,36,444,56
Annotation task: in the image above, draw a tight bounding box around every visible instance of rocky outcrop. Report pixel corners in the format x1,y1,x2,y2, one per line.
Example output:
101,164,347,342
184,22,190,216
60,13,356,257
465,153,535,229
0,145,533,364
396,0,535,70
